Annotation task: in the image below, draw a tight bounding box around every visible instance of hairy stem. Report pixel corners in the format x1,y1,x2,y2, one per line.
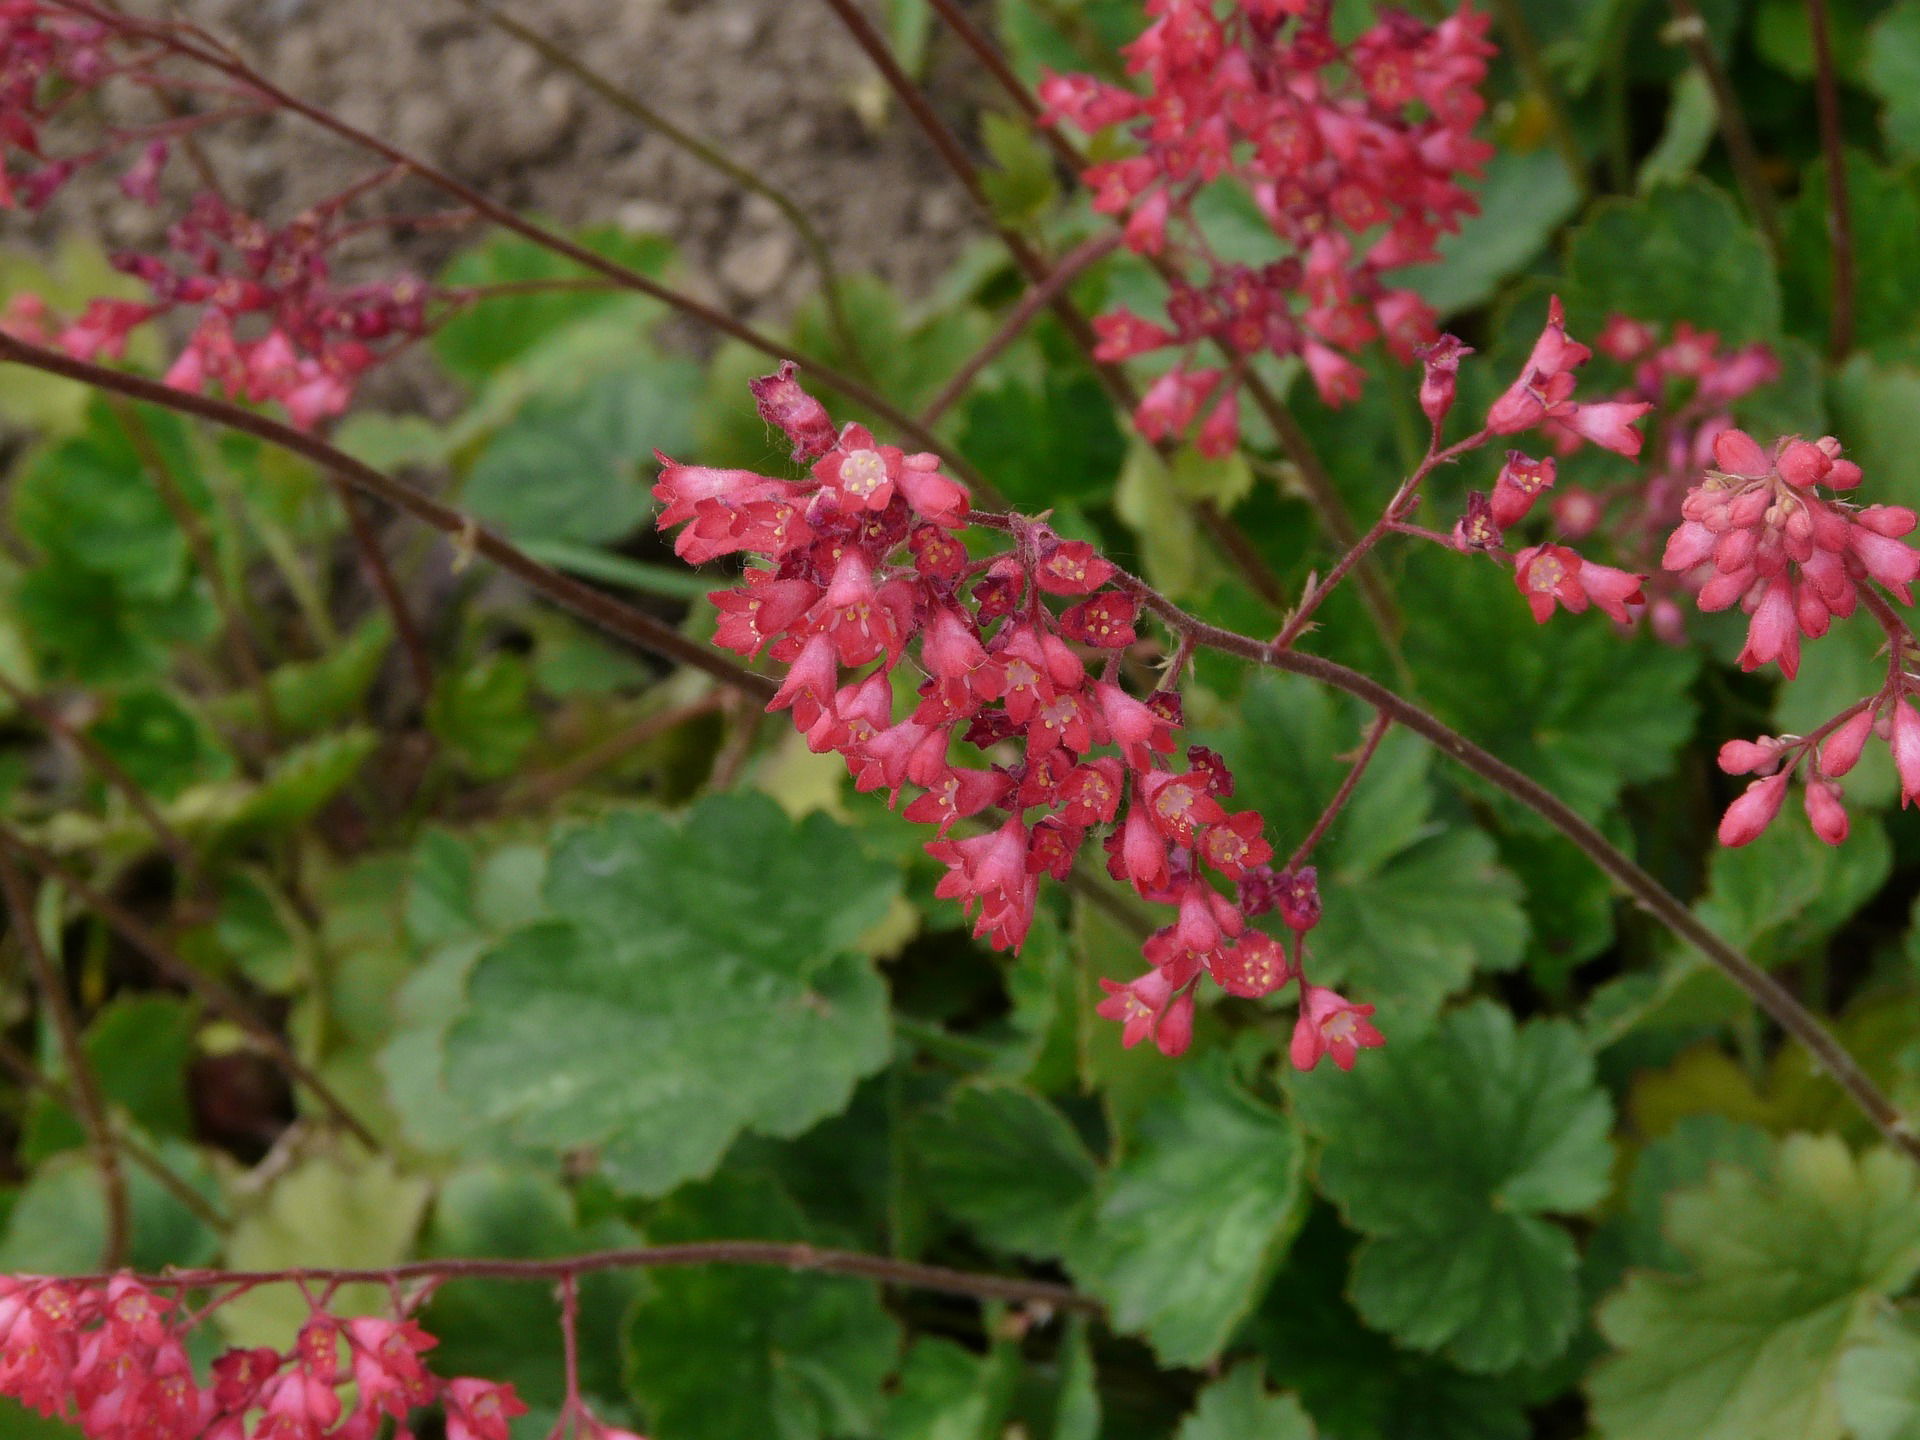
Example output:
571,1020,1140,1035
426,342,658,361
0,847,131,1266
332,478,435,699
1286,711,1392,872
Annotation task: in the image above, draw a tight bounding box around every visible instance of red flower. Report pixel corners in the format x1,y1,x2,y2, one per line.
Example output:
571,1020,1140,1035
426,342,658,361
1289,983,1386,1072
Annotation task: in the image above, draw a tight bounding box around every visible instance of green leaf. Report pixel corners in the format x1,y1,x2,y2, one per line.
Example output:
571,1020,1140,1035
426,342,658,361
1175,1363,1314,1440
912,1083,1098,1261
229,727,377,832
1051,1318,1101,1440
884,1337,1019,1440
1637,68,1716,192
1293,1003,1614,1373
1565,179,1781,341
1589,1135,1920,1440
1249,1205,1532,1440
1401,551,1700,821
24,995,196,1159
463,361,697,546
444,794,901,1195
428,653,541,781
432,229,675,386
1782,155,1920,354
1868,1,1920,157
626,1172,902,1440
1839,1311,1920,1440
215,1146,431,1347
1404,147,1581,317
86,687,233,800
1069,1054,1307,1367
959,368,1126,510
0,1144,220,1275
1196,673,1527,1024
1755,0,1872,80
1113,442,1203,600
980,111,1060,228
1692,816,1892,967
206,615,393,737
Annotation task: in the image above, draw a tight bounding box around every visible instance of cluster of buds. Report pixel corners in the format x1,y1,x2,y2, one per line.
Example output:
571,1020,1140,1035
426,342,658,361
1660,427,1920,849
0,1274,625,1440
0,1,125,210
1664,429,1918,679
1041,0,1495,447
658,363,1384,1068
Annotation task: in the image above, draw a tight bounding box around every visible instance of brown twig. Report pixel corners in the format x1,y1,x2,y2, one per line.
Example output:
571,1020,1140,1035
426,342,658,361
1285,711,1392,873
0,332,777,704
0,1037,231,1233
0,846,131,1266
76,1242,1100,1313
1806,0,1854,357
331,479,434,700
0,821,381,1149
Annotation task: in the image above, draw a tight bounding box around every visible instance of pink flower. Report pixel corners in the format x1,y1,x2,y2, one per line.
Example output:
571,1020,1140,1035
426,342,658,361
1289,983,1386,1072
1717,772,1788,847
445,1378,528,1440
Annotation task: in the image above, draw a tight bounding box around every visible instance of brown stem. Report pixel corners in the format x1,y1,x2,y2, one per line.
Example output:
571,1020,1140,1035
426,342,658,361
1276,428,1488,648
917,231,1123,428
0,1037,231,1233
449,0,867,370
0,847,131,1266
81,1242,1100,1313
45,0,983,494
0,822,381,1149
331,479,434,700
1806,0,1854,357
110,398,282,738
1666,0,1784,257
0,333,777,703
1285,711,1392,872
0,670,195,873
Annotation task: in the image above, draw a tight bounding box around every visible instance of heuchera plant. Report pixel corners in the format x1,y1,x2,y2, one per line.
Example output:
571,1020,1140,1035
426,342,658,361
8,0,1920,1435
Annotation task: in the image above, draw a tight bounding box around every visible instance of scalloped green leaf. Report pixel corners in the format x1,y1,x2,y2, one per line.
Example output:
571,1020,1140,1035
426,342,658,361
912,1083,1098,1261
1565,179,1780,341
1068,1054,1307,1367
1781,154,1920,354
444,794,900,1195
1868,1,1920,157
1589,1135,1920,1440
1292,1003,1613,1374
1839,1311,1920,1440
626,1172,902,1440
1400,551,1700,822
1693,815,1892,968
1175,1363,1314,1440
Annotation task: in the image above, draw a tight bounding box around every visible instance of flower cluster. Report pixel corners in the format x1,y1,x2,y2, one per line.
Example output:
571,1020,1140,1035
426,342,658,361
0,1274,620,1440
0,1,121,211
1663,427,1920,849
1042,0,1495,447
1521,317,1782,644
659,363,1383,1068
1430,299,1653,626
